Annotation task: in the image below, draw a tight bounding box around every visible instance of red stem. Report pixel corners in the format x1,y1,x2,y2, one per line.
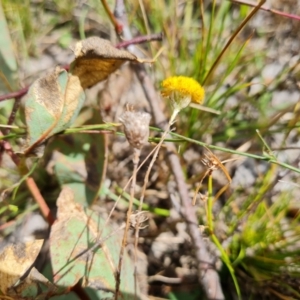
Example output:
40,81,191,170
116,33,163,48
230,0,300,21
0,86,28,102
25,177,55,225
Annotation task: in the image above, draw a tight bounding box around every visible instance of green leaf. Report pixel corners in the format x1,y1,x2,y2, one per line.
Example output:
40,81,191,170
50,188,141,299
23,67,85,155
7,267,64,299
46,110,106,206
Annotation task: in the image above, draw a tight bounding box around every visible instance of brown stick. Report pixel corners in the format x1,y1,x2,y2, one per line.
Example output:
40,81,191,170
116,33,163,49
113,1,225,299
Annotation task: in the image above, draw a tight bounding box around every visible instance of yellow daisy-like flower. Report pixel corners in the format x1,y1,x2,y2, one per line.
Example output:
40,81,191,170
161,76,205,104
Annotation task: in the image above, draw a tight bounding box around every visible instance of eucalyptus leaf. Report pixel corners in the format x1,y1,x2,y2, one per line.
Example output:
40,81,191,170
7,267,64,299
23,67,85,156
45,110,106,206
50,188,142,299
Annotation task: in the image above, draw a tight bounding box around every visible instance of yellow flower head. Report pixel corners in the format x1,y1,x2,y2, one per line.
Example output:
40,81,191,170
161,76,205,104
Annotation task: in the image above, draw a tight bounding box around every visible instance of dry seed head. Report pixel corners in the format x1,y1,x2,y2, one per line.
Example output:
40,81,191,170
119,110,151,150
201,153,220,171
130,211,149,229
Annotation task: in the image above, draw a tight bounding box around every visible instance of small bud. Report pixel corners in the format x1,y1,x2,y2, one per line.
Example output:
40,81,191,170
119,110,151,150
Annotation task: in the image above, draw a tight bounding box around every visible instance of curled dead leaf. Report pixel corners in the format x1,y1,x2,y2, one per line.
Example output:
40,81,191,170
70,36,137,89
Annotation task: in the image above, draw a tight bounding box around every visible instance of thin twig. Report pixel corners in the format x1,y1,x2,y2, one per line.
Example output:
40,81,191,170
116,148,140,300
97,142,161,269
113,1,225,299
0,86,28,102
72,130,113,134
116,33,163,49
5,97,21,134
230,0,300,21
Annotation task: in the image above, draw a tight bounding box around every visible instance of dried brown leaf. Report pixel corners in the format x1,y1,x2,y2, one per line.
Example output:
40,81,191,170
0,240,43,294
70,37,137,89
